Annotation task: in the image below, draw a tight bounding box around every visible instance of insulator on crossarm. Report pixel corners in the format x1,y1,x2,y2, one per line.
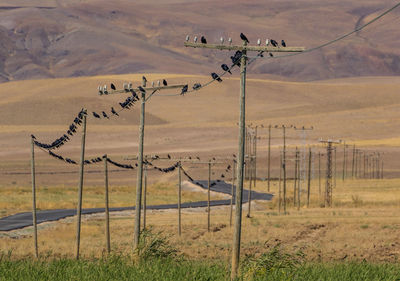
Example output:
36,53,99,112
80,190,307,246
185,35,190,42
220,37,224,44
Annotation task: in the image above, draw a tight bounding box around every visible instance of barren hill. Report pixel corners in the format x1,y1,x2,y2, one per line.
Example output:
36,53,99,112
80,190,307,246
0,0,399,82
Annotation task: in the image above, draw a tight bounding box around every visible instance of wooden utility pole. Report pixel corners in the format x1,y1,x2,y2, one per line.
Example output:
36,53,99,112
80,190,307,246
318,152,321,200
30,137,38,258
75,114,87,260
247,156,253,218
293,148,298,208
267,125,271,192
103,155,111,254
278,151,282,214
143,162,148,230
97,79,185,250
352,144,356,179
207,161,211,232
184,37,304,280
178,162,182,236
342,142,346,181
307,147,312,208
230,160,235,227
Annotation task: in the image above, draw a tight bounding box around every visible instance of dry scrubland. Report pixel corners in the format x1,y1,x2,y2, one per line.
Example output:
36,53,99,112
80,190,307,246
1,178,400,264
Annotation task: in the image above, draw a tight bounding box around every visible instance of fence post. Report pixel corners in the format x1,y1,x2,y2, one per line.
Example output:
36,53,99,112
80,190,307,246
307,148,312,208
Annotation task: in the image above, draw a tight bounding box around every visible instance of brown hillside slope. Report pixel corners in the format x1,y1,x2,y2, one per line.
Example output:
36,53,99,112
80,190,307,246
0,0,399,82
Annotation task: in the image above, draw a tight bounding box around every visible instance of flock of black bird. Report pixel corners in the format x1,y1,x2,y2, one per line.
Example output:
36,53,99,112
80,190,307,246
32,109,87,150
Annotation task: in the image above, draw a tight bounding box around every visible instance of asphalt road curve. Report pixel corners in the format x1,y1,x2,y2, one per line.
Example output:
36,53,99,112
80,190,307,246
0,180,272,231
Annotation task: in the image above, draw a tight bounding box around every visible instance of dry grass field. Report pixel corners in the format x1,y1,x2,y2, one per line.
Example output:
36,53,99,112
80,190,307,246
1,177,400,264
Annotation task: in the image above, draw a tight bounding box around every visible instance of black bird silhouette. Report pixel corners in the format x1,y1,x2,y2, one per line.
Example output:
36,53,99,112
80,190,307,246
231,50,242,67
167,154,171,159
163,79,167,86
181,84,188,95
111,107,119,116
270,39,278,47
142,76,147,83
211,72,222,82
269,53,274,57
240,33,249,43
193,83,201,90
102,111,109,119
92,112,101,118
281,40,286,47
196,156,200,160
138,86,146,93
233,154,236,158
31,134,36,139
201,36,207,44
111,83,116,90
221,64,232,74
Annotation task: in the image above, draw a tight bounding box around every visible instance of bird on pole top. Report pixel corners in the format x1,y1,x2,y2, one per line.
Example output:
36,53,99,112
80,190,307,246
240,32,249,43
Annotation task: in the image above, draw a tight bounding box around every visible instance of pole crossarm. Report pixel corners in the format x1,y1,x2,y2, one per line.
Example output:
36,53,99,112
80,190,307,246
184,42,305,53
98,84,186,96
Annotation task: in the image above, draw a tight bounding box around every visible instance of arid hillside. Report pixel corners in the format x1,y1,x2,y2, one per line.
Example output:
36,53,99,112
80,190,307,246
0,0,399,82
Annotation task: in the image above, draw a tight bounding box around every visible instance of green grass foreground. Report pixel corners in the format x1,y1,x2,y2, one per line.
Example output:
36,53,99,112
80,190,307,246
1,257,400,281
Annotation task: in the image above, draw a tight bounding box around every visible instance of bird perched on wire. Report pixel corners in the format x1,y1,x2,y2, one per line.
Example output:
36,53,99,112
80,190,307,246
111,107,119,116
211,72,222,82
231,50,242,67
240,33,249,43
270,39,278,47
92,112,101,118
193,83,201,90
269,53,273,57
181,84,188,95
201,36,207,44
221,64,232,74
142,76,147,83
163,79,168,86
102,111,109,119
281,40,286,47
138,86,146,93
111,83,116,90
167,154,171,159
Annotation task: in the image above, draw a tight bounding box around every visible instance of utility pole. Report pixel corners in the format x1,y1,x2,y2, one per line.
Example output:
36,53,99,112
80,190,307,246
97,79,185,249
267,125,271,192
319,139,341,207
185,37,304,280
307,147,312,208
294,126,313,204
30,137,38,258
75,114,87,260
352,144,356,179
342,142,347,181
103,155,111,254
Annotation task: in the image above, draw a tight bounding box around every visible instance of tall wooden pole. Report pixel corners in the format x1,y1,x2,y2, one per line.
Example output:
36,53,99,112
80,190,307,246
247,157,253,218
307,147,312,208
230,160,235,227
283,126,287,215
293,148,298,208
231,41,247,280
208,161,211,232
352,144,355,179
103,155,111,254
143,163,147,230
30,137,38,258
178,162,182,236
267,125,271,192
318,152,321,200
75,114,87,260
254,126,257,187
278,151,282,214
342,142,346,181
133,78,146,249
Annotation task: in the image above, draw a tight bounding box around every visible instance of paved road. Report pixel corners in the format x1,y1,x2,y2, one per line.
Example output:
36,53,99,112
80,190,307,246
0,180,272,231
